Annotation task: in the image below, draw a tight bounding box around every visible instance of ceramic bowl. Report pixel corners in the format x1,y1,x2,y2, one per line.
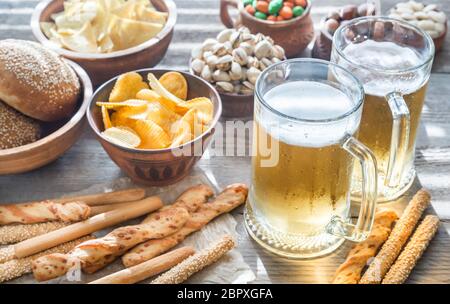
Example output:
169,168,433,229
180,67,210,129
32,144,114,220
86,69,222,186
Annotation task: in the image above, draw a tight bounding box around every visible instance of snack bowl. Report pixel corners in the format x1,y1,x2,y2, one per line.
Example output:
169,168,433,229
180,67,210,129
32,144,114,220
220,0,314,58
218,91,254,118
87,69,222,186
31,0,177,87
312,4,379,61
188,62,253,118
0,60,93,175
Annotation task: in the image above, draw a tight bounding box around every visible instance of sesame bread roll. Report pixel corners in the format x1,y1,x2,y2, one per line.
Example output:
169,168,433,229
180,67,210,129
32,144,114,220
0,101,41,149
0,39,80,122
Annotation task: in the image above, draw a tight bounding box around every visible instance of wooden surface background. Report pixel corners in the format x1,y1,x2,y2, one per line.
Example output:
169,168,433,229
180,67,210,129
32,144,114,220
0,0,449,283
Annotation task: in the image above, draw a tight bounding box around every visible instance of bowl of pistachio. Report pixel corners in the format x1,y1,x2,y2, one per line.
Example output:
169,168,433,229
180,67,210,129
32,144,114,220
189,27,285,118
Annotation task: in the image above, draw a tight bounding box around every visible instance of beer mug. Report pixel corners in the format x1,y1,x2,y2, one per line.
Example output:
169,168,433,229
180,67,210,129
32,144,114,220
332,17,434,202
245,59,377,259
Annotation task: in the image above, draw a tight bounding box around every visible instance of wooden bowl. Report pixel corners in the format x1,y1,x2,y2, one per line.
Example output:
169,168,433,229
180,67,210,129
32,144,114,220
0,60,93,175
31,0,177,87
432,21,447,53
220,0,314,58
311,22,333,61
86,69,222,186
219,92,254,118
188,63,253,118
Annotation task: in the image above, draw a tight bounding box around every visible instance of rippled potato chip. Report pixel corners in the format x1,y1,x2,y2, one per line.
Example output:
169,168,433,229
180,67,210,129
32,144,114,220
109,72,149,103
159,72,188,100
101,106,112,129
183,97,214,125
102,126,141,148
97,99,148,109
134,119,171,149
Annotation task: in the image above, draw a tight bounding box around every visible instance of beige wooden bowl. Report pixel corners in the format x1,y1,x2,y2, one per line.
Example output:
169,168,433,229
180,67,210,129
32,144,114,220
0,60,93,175
31,0,177,87
87,69,222,186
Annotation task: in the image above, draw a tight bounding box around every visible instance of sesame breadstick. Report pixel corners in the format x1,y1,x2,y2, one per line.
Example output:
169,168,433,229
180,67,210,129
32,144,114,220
0,246,15,264
382,215,439,284
359,189,431,284
0,235,93,283
151,235,236,284
90,247,195,284
0,222,67,245
333,209,398,284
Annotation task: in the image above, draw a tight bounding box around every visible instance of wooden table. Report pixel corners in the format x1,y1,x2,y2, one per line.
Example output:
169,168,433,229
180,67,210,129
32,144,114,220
1,0,449,283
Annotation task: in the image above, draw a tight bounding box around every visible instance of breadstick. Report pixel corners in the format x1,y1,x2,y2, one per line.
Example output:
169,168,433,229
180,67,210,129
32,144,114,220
383,215,439,284
332,209,398,284
0,201,91,225
32,206,189,281
0,222,67,245
359,189,431,284
89,247,195,284
143,184,214,222
53,188,146,206
0,235,93,283
11,196,163,261
89,199,160,215
0,203,142,246
151,235,235,284
122,183,248,267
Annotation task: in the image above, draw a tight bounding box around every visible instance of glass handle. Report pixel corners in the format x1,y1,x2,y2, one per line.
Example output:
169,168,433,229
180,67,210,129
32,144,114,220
327,136,378,242
385,92,410,188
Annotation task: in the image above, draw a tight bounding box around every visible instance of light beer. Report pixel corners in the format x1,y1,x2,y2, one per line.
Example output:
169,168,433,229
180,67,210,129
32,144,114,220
341,40,429,195
250,81,357,236
246,59,377,259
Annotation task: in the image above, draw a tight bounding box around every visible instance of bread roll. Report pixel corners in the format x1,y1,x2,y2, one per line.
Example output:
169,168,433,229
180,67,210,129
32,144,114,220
0,101,41,149
0,39,80,122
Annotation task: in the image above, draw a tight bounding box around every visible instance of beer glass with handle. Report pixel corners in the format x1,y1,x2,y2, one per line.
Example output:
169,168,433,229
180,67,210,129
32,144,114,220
245,59,378,259
332,17,434,202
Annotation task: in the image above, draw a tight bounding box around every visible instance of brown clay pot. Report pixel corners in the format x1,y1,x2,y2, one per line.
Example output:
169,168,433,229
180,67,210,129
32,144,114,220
31,0,177,87
87,69,222,186
220,0,314,58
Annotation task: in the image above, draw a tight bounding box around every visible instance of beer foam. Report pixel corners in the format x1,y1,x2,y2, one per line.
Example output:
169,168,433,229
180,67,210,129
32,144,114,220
259,81,360,147
340,40,427,96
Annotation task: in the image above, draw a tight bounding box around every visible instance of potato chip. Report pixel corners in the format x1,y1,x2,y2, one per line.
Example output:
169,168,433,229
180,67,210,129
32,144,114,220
146,102,181,132
59,22,98,53
170,128,192,148
101,106,113,129
96,99,148,109
147,73,185,105
159,72,188,100
109,72,149,103
170,109,205,147
183,97,214,125
107,15,163,51
41,0,167,53
110,111,132,127
136,89,162,103
137,7,168,25
102,126,141,148
134,119,171,149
